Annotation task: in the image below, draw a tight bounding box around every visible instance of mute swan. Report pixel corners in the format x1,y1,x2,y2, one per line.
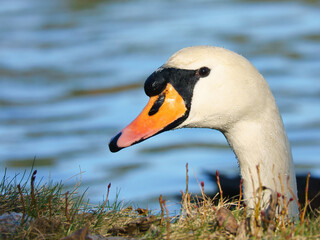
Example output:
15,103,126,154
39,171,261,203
109,46,299,218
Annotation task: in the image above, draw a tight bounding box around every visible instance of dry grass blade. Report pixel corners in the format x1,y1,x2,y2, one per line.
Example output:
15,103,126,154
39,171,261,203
65,191,70,222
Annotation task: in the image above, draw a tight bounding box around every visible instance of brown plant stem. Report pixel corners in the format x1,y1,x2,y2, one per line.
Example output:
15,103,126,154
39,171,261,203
17,184,25,224
30,170,39,217
255,165,262,223
185,163,189,195
216,170,223,204
100,183,111,214
159,194,164,225
286,175,301,212
162,199,170,240
201,181,207,220
237,178,243,210
300,172,310,223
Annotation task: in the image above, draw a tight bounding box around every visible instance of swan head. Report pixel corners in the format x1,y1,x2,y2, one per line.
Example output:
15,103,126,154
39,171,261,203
109,46,270,152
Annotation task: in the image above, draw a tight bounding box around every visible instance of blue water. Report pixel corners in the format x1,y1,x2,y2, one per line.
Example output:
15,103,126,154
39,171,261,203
1,0,320,212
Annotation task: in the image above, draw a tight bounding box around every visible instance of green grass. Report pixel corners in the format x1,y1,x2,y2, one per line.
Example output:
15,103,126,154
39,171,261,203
0,166,319,239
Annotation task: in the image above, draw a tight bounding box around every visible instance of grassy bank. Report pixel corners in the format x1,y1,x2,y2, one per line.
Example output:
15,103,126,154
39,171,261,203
0,165,319,239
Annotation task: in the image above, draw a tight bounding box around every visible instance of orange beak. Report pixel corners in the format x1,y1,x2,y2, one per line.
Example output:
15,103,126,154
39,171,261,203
109,83,187,152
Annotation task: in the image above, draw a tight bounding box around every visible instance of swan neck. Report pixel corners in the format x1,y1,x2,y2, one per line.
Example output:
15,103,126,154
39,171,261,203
223,108,298,217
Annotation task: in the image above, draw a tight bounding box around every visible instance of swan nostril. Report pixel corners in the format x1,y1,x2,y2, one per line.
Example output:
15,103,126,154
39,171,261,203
148,93,166,116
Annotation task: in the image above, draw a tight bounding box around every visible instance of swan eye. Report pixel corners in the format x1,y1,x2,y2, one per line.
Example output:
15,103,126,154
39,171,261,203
198,67,210,78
